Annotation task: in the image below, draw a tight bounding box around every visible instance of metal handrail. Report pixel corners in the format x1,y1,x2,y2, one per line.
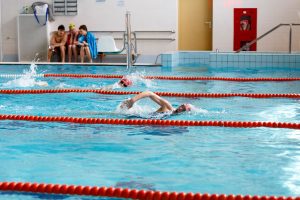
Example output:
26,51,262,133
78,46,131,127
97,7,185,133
236,23,300,53
114,38,175,41
91,30,175,33
125,11,133,68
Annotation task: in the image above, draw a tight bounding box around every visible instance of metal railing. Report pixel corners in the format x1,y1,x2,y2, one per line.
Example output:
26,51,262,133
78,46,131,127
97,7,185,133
236,23,300,53
91,30,175,41
91,30,175,33
125,11,133,68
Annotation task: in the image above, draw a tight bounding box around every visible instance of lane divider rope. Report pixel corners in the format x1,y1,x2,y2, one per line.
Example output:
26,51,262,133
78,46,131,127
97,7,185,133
0,74,43,78
0,89,299,98
0,114,299,129
0,181,299,200
44,74,300,82
1,73,300,82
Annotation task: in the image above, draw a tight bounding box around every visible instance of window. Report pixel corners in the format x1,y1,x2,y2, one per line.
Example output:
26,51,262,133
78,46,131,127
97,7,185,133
53,0,77,16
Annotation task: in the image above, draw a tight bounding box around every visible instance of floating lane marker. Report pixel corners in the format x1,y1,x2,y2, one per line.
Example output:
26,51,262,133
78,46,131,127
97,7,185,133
0,89,299,98
0,181,299,199
0,114,299,129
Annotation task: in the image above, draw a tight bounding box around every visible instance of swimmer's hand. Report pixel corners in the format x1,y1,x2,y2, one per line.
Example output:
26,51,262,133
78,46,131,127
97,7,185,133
120,98,134,109
36,81,48,87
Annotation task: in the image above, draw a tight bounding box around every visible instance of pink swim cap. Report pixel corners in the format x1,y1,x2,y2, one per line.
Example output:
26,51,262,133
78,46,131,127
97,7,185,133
119,77,132,87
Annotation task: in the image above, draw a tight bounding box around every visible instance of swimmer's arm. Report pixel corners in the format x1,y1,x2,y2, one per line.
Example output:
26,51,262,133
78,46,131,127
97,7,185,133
73,32,79,43
131,91,173,110
49,34,57,46
36,81,48,87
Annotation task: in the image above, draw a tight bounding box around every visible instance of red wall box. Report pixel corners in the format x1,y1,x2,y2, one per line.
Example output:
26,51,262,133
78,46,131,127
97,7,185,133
234,8,257,51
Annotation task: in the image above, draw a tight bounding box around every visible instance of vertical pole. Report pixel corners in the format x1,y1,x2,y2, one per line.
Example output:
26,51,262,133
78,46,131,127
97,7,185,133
125,11,132,69
64,0,67,16
289,24,292,54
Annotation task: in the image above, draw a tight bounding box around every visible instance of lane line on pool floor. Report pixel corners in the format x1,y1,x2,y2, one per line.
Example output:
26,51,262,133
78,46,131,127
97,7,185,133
0,89,299,98
0,114,299,129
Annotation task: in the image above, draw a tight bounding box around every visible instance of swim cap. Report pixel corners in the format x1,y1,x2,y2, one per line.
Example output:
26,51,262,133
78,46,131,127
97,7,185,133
119,78,132,87
173,103,192,114
183,103,192,111
69,23,75,29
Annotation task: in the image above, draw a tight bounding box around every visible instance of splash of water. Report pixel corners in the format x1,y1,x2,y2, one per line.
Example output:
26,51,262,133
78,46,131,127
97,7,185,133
189,105,209,114
124,71,157,88
257,104,298,121
116,101,155,118
3,63,48,88
55,82,72,88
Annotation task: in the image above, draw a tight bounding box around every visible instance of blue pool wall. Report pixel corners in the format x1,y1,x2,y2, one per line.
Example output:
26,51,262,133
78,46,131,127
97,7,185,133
161,51,300,68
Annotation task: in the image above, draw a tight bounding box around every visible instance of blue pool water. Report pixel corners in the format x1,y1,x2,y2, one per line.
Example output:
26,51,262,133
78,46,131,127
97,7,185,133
0,64,300,199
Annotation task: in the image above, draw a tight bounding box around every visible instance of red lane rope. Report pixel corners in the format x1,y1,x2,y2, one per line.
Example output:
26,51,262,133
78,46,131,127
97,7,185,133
0,89,299,98
44,73,300,82
0,114,299,129
0,181,299,200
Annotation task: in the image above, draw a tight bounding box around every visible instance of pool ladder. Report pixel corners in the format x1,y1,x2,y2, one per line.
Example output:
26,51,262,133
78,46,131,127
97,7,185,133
236,23,300,53
125,11,138,68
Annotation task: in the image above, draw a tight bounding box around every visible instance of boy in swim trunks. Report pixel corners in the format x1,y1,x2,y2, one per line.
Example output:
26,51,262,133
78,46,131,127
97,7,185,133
48,25,67,62
121,91,191,114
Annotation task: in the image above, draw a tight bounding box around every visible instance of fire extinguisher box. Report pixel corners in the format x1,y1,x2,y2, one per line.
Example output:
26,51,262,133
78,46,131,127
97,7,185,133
234,8,257,51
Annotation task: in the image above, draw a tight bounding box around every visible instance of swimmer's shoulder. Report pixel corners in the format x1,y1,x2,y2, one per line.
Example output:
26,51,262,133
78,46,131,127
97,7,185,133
149,111,172,119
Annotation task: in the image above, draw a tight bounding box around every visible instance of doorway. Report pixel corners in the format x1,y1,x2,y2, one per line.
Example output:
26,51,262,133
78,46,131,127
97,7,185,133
178,0,212,50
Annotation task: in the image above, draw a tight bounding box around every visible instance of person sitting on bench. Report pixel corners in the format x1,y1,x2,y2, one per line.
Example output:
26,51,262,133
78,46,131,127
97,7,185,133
76,25,97,63
47,25,67,62
67,23,79,62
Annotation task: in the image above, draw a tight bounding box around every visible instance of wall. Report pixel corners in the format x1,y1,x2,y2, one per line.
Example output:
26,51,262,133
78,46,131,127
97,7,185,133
0,0,178,62
1,0,19,61
213,0,300,52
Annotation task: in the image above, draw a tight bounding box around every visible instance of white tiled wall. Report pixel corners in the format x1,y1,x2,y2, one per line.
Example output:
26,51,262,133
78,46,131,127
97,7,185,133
161,51,300,68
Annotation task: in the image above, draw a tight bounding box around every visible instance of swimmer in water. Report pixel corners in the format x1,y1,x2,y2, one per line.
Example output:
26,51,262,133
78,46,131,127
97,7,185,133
121,91,191,114
99,77,132,90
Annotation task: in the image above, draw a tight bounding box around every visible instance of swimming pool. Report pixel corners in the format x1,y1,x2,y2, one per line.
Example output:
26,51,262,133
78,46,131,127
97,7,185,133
0,64,299,199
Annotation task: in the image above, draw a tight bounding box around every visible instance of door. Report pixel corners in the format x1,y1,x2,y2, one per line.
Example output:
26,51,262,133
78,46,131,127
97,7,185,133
178,0,212,50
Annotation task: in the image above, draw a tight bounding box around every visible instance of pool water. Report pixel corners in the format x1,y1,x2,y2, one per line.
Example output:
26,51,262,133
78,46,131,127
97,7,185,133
0,64,299,199
0,64,300,94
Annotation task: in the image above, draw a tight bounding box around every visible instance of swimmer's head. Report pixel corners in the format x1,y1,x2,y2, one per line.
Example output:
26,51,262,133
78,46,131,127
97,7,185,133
173,103,191,114
119,78,132,88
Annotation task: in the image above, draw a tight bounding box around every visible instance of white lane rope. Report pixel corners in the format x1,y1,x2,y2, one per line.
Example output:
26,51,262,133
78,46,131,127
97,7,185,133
0,74,44,78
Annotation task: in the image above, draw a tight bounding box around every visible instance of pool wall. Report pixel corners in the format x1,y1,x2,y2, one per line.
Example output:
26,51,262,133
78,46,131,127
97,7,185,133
161,51,300,68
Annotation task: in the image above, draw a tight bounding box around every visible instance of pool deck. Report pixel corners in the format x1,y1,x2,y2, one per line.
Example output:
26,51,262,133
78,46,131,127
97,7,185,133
0,62,162,67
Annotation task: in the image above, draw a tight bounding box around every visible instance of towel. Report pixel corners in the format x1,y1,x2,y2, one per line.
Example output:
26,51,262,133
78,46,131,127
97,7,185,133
86,32,97,59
